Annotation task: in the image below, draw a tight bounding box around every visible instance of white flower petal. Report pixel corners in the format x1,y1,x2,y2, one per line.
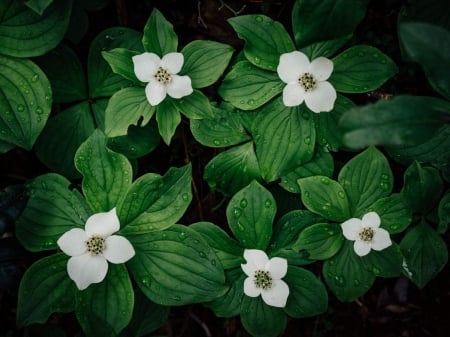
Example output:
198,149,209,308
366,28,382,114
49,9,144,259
309,57,333,81
85,208,120,237
353,240,372,256
161,52,184,74
103,235,135,263
282,83,305,107
243,276,261,297
166,75,193,99
341,218,362,241
57,228,87,257
266,257,287,279
277,51,310,83
371,228,392,251
145,80,167,106
362,212,381,229
132,52,161,82
241,249,269,276
261,279,289,308
67,254,108,290
304,81,337,113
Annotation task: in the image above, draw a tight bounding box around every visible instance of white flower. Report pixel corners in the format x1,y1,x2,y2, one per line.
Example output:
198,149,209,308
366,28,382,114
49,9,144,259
241,249,289,308
277,50,337,113
341,212,392,257
132,52,193,106
57,208,135,290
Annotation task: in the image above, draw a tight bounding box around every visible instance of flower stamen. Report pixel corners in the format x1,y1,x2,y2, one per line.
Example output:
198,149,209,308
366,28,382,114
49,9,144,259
86,235,106,255
154,67,172,84
358,227,374,242
298,72,317,92
253,270,273,290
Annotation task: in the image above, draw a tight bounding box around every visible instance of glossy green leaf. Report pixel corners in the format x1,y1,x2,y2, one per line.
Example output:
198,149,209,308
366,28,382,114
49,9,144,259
16,173,91,252
119,164,192,234
298,176,350,222
292,0,369,48
241,296,286,337
228,14,295,71
218,61,284,110
402,161,443,215
226,181,275,249
369,194,412,234
204,142,261,196
400,222,448,288
329,45,398,93
128,224,226,306
16,253,75,327
339,96,449,149
35,102,95,179
180,40,234,88
75,129,132,212
284,266,328,318
142,8,177,56
0,55,52,150
174,89,213,119
438,191,450,233
102,48,142,85
25,0,54,15
155,98,180,145
294,223,344,260
104,87,155,137
190,221,244,269
75,264,133,336
338,147,393,216
0,0,72,57
253,98,315,182
361,243,403,278
206,269,244,318
323,241,376,301
300,35,352,60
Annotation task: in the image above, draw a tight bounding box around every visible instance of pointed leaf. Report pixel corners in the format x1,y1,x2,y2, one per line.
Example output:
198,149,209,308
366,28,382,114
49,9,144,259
142,8,178,56
156,98,181,145
369,194,412,234
361,243,403,278
294,223,344,260
102,48,142,85
174,89,213,119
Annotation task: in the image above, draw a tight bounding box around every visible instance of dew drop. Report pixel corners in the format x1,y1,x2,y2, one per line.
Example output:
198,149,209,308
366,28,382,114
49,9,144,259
389,224,399,231
237,222,245,232
17,104,25,112
178,231,187,240
240,198,248,208
320,177,330,185
338,191,345,199
35,107,43,115
264,199,272,208
255,16,263,23
247,98,255,106
379,182,390,191
31,74,39,82
141,276,152,286
334,275,345,286
198,251,206,258
254,56,261,64
182,193,189,201
233,207,242,218
211,259,217,266
381,173,389,180
372,267,381,275
354,279,360,286
304,136,311,145
213,139,221,146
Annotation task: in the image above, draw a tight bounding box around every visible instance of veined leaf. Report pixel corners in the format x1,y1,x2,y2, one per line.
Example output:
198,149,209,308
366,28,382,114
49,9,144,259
142,8,178,56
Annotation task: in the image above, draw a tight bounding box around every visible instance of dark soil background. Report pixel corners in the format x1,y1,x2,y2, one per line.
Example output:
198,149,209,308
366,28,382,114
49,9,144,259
1,0,449,336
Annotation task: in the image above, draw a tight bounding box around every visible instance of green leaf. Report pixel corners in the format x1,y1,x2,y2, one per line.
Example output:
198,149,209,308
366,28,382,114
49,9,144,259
206,269,244,318
25,0,54,15
400,222,448,288
369,194,412,234
17,253,75,327
240,296,287,337
156,98,181,145
294,223,344,260
104,87,155,137
174,89,213,119
361,243,403,278
298,176,350,222
88,27,143,98
300,35,352,60
438,191,450,233
0,55,52,150
76,264,133,336
402,161,443,215
16,173,91,251
128,224,226,306
75,129,132,212
338,147,393,216
228,14,295,71
0,139,14,153
339,96,450,149
284,266,328,318
253,98,315,182
329,45,398,93
119,164,192,234
180,40,234,88
292,0,369,48
204,142,261,196
33,44,87,103
35,102,95,179
398,0,450,33
190,222,244,270
323,241,376,301
226,181,275,249
0,0,72,57
399,22,450,100
102,48,142,85
142,8,178,56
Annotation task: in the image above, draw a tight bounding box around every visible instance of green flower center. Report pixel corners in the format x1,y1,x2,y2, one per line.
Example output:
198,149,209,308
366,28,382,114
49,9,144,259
254,270,273,290
154,67,172,84
86,235,106,255
298,72,317,92
359,227,374,242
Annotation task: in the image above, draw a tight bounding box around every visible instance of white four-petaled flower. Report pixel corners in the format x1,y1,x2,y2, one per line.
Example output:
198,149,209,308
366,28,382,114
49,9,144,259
340,211,392,257
57,208,135,290
277,51,337,113
241,249,289,308
132,52,193,106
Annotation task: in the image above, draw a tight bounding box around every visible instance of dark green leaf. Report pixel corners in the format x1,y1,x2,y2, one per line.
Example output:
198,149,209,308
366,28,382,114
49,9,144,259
102,48,142,85
369,194,412,234
398,0,450,31
294,223,344,260
361,243,403,278
174,89,213,119
206,269,244,318
25,0,54,15
300,35,351,59
438,191,450,233
155,98,181,145
142,8,178,56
